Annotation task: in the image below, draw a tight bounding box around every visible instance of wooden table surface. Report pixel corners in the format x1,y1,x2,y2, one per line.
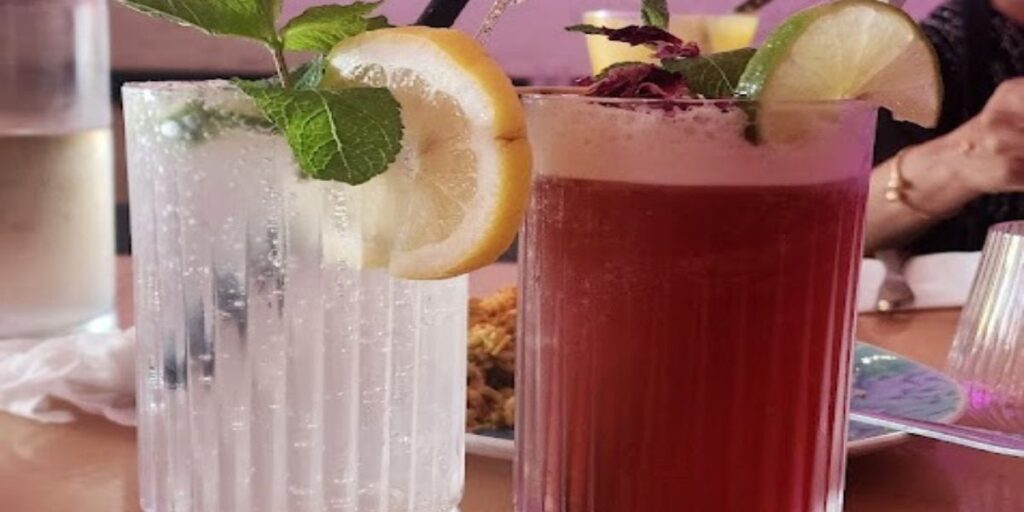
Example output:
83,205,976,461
1,258,1022,512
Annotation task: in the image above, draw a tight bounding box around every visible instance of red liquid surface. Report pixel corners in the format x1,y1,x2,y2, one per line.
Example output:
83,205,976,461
517,175,868,512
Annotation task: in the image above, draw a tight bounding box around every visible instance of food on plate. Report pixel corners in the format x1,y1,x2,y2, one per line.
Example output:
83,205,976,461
467,287,517,431
464,286,875,436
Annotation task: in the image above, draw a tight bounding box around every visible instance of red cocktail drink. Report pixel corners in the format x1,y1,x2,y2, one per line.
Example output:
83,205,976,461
516,97,877,512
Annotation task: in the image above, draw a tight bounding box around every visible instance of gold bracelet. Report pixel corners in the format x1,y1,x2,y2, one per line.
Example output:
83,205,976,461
884,149,944,220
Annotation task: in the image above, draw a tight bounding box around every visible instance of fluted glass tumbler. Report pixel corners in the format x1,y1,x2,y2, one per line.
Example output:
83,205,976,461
516,95,878,512
124,82,466,512
949,221,1024,430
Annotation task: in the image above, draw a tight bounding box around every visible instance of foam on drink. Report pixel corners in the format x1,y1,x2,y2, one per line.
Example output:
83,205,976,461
524,97,875,186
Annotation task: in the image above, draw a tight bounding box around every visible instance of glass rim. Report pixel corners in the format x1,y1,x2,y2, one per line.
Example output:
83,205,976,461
518,87,875,109
988,221,1024,236
122,82,873,109
122,80,241,95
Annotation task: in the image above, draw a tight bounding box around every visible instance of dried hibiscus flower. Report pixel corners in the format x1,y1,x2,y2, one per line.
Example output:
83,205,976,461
575,62,690,100
566,24,700,61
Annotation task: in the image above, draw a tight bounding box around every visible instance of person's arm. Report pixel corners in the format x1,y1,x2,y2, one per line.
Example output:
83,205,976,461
864,136,981,253
864,79,1024,254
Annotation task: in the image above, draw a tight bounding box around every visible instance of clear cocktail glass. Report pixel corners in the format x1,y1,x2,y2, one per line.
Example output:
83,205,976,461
125,81,467,512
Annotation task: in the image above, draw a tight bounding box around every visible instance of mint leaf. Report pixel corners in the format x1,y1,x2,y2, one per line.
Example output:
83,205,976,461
282,2,391,53
236,80,403,185
662,48,756,99
291,56,327,90
270,0,284,19
641,0,669,29
258,56,328,90
119,0,278,43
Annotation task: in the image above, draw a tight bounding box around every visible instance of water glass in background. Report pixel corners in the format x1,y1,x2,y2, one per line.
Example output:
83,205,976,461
124,82,466,512
0,0,116,339
949,221,1024,431
582,10,759,74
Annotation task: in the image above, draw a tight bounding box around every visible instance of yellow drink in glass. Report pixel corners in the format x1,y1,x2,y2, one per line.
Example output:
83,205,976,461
582,10,759,74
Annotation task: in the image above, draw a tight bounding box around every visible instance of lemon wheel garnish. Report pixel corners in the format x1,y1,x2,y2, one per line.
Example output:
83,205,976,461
324,27,531,280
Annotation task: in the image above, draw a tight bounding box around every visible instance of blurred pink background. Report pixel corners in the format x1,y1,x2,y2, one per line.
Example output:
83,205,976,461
283,0,946,82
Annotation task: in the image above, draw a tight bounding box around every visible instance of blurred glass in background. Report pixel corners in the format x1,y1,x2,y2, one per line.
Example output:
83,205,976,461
0,0,116,339
582,10,759,74
948,221,1024,432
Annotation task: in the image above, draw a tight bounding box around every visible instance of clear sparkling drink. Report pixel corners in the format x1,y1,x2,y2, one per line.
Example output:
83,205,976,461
125,82,466,512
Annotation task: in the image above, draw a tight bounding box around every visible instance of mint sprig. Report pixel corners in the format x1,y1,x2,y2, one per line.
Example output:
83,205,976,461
282,2,391,53
568,2,759,101
256,55,328,90
237,81,402,185
120,0,280,42
291,56,328,90
641,0,669,29
662,48,756,99
120,0,403,186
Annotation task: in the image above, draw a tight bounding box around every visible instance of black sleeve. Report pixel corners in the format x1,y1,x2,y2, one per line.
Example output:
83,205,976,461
872,0,969,166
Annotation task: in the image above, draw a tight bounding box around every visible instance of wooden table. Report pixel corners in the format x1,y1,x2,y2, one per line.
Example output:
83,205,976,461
1,258,1021,512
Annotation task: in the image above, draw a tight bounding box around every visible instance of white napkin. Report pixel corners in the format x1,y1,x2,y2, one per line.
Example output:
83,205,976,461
0,329,136,426
857,252,982,313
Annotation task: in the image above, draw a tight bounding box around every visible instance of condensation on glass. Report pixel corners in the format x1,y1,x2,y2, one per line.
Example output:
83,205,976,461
123,82,466,512
0,0,115,338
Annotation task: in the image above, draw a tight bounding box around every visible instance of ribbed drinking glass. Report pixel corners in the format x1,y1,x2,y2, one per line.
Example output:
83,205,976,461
949,221,1024,431
124,81,466,512
516,94,877,512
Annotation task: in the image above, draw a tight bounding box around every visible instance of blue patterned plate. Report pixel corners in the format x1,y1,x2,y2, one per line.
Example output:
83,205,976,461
847,342,967,455
467,341,967,460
